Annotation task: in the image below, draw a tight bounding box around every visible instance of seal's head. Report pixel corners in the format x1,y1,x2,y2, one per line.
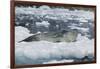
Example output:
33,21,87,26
62,29,78,42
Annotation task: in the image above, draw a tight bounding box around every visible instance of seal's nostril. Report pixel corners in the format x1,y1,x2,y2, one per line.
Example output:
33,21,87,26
55,40,61,42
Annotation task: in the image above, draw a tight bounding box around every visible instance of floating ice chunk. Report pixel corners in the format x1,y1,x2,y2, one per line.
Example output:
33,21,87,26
36,21,50,27
15,26,33,42
68,26,89,32
15,39,94,64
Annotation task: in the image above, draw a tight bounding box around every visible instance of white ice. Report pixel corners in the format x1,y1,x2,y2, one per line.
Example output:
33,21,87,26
36,21,50,27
